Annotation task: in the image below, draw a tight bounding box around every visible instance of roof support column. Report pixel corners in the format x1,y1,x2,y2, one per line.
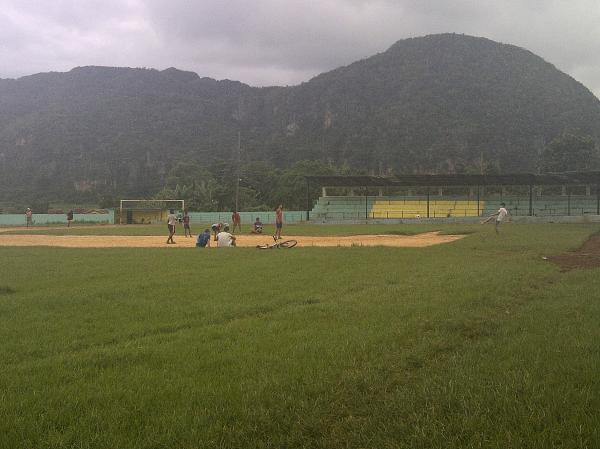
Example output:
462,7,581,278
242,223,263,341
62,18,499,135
364,186,368,221
306,177,310,221
529,184,533,216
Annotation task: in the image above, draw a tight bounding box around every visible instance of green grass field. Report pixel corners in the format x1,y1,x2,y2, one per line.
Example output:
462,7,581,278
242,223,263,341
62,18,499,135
1,224,600,448
2,222,473,236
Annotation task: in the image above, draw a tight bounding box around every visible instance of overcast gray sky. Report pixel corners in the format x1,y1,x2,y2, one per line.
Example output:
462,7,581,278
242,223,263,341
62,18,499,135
1,0,599,97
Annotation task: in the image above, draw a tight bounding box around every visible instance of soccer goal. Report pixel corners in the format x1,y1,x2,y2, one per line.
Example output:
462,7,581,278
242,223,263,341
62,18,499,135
119,199,185,225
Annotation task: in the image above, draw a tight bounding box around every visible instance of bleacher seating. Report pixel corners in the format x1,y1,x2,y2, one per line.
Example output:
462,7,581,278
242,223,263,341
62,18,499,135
483,196,598,216
371,199,484,218
311,196,485,219
311,196,377,220
312,195,599,220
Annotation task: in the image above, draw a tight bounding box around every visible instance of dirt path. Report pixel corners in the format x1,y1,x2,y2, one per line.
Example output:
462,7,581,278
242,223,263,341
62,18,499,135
0,232,463,248
549,233,600,270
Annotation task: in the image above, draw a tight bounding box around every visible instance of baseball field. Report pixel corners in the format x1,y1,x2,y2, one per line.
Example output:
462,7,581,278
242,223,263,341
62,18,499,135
1,223,599,448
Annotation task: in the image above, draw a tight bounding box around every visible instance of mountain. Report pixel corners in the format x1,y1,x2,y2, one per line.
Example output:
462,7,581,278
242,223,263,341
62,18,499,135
1,33,599,202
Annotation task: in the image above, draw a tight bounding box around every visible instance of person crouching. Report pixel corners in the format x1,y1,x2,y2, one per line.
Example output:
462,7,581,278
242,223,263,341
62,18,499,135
251,217,263,234
211,222,222,241
216,224,236,247
196,229,211,248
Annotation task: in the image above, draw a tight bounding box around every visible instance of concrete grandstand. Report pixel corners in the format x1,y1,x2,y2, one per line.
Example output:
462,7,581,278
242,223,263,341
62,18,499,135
306,172,600,221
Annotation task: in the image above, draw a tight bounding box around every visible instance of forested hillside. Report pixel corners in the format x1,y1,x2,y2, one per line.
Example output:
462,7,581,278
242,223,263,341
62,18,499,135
1,33,599,210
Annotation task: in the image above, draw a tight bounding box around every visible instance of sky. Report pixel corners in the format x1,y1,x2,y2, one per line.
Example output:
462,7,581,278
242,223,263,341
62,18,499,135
1,0,599,97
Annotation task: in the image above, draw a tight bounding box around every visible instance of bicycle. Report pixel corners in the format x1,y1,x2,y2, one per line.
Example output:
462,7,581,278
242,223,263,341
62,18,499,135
256,236,297,249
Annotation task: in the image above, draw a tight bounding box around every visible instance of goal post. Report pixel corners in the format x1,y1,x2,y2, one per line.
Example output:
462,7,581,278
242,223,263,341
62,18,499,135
119,199,185,225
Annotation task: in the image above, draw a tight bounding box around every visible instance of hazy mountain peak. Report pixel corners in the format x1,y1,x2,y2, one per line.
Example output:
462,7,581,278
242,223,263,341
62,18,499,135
1,34,599,201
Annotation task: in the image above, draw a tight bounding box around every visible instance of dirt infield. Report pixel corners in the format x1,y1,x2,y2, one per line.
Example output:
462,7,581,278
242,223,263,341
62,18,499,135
549,232,600,271
0,231,463,248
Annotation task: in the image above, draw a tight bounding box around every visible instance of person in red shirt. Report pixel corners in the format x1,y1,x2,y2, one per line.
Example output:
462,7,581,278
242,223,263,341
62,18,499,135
274,204,283,240
231,211,241,233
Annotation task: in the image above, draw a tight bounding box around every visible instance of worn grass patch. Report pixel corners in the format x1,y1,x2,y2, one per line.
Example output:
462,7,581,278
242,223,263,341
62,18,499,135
0,285,15,295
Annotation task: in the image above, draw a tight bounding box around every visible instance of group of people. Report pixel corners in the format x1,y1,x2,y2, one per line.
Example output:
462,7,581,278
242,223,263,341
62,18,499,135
167,209,203,243
166,204,284,247
195,223,236,248
24,208,74,227
22,202,509,240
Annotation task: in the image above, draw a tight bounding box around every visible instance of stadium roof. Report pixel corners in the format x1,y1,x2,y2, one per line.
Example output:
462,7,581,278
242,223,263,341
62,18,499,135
306,172,600,187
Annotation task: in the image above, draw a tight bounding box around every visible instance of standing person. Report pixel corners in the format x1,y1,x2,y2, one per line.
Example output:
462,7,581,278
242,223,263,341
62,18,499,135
217,224,236,247
274,204,283,240
25,208,33,227
66,210,74,227
481,202,511,234
166,209,177,244
231,211,242,233
182,210,192,237
196,228,211,248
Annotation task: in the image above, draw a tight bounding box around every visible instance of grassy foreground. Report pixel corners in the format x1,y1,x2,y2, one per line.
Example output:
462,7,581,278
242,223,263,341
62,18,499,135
1,224,599,448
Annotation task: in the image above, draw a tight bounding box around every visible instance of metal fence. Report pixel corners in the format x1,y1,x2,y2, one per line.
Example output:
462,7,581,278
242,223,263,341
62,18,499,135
188,211,306,225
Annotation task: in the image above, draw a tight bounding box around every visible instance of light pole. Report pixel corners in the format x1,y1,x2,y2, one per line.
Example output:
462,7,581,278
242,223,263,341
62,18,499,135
235,131,241,212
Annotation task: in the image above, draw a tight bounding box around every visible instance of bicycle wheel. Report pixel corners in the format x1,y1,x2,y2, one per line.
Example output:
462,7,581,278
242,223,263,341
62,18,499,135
278,240,297,248
256,244,272,249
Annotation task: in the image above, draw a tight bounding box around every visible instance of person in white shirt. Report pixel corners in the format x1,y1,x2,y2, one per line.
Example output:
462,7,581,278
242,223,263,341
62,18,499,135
166,209,178,244
216,224,236,247
481,202,511,234
25,208,33,227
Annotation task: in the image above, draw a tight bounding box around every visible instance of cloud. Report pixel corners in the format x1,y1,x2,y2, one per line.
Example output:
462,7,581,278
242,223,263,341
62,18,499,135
0,0,154,75
0,0,599,97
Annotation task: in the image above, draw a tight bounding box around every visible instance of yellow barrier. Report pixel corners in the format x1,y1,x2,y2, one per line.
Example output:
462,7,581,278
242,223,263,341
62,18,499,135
371,200,484,218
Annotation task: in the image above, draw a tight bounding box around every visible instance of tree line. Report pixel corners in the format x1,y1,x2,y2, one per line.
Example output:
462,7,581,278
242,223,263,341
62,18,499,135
0,132,597,214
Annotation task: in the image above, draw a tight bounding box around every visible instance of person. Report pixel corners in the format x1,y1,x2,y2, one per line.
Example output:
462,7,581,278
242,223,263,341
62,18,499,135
274,204,283,240
217,224,236,247
166,209,177,244
196,228,211,248
481,202,511,234
231,211,242,233
25,208,33,227
182,210,192,237
251,217,263,234
66,210,74,227
211,222,223,241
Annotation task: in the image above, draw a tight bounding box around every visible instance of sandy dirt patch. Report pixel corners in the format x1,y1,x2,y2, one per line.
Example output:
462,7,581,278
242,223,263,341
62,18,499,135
549,233,600,271
0,232,463,248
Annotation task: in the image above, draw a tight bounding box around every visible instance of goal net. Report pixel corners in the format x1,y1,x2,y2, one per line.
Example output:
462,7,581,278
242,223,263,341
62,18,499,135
119,199,185,224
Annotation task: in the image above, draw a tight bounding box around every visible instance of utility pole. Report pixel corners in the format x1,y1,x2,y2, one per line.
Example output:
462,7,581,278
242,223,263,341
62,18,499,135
235,130,241,212
480,151,484,175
